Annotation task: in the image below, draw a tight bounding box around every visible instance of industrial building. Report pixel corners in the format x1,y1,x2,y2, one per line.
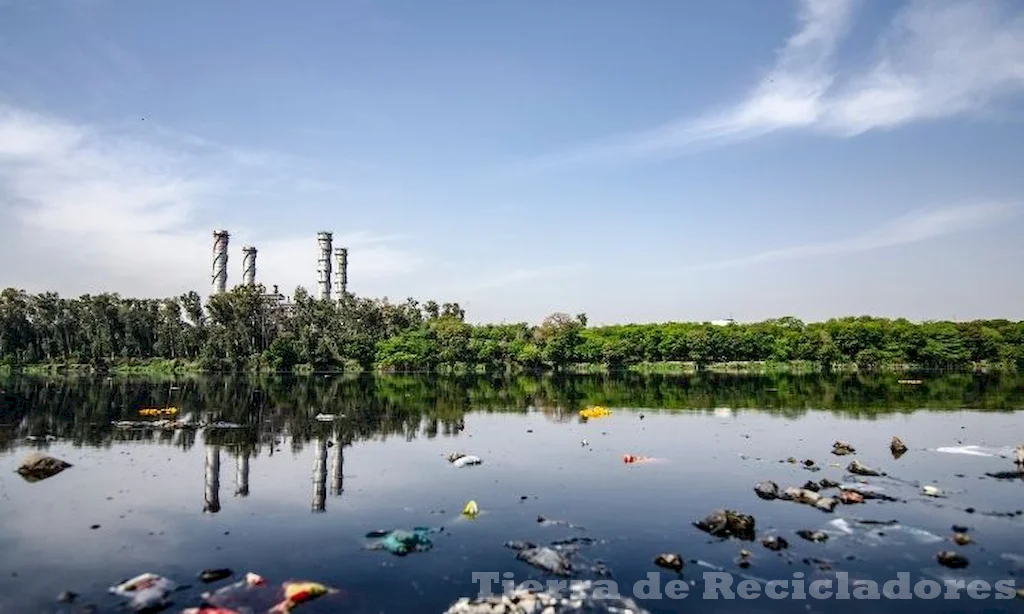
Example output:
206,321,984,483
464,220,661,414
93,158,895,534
210,229,350,309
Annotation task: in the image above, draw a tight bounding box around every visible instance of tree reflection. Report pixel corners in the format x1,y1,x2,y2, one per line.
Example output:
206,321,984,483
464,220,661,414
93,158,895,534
1,372,1022,456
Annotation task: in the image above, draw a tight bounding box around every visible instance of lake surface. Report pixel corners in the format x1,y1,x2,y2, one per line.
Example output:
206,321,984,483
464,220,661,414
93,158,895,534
2,372,1024,613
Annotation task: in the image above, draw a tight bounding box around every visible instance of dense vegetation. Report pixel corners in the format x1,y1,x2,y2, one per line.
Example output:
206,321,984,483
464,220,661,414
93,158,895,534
1,285,1023,373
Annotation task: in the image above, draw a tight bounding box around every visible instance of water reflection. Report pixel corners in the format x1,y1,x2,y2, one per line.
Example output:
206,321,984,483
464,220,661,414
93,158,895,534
2,372,1023,458
235,450,250,497
204,444,220,513
312,437,327,513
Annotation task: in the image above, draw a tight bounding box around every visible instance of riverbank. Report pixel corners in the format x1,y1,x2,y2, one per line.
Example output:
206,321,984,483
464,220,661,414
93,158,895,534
1,357,1016,376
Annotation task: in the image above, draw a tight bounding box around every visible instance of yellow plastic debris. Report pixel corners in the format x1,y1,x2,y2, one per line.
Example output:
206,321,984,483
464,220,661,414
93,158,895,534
139,407,178,416
462,500,479,517
579,406,611,419
270,581,332,612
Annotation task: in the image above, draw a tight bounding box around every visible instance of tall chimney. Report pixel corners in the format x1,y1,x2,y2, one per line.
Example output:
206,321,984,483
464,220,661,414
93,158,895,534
241,245,257,286
317,231,333,301
212,230,229,294
333,247,348,299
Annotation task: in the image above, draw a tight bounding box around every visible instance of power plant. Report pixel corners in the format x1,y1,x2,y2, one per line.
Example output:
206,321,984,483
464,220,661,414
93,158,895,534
211,230,229,295
210,229,349,305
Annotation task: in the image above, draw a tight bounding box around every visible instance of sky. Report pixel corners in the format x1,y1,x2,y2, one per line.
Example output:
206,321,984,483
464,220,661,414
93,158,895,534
1,0,1023,325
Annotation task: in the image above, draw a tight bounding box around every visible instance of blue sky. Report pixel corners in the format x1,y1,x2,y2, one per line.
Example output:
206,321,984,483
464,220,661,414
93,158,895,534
1,0,1023,324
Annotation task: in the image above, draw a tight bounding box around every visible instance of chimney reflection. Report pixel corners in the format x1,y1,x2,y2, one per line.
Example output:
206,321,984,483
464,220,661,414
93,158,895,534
311,437,327,513
204,444,221,513
330,438,344,496
235,450,250,497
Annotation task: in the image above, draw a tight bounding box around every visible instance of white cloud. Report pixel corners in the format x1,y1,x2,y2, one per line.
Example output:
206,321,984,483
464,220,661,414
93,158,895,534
525,0,1024,169
0,104,421,299
685,201,1016,271
457,263,587,293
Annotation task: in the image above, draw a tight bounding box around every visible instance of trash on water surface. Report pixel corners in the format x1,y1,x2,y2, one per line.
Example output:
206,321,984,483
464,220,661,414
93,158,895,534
847,460,882,476
16,452,72,482
199,573,270,611
314,413,337,422
108,572,177,612
269,581,336,613
462,500,479,517
653,553,684,571
447,452,482,467
922,485,944,497
823,518,944,546
579,406,611,419
622,454,660,465
198,569,233,583
694,509,756,541
442,579,651,614
891,436,908,458
934,445,1014,458
137,407,177,417
365,527,438,555
832,441,856,456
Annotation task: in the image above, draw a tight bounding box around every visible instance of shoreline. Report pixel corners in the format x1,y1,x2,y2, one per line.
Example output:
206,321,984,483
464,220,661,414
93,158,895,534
1,358,1014,377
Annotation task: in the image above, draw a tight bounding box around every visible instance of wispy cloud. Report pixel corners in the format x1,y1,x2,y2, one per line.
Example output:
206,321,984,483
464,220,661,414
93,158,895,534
685,202,1016,271
458,263,587,293
0,104,420,298
525,0,1024,170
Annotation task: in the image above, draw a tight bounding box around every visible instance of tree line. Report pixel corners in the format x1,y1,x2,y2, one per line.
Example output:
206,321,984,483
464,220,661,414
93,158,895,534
1,285,1023,372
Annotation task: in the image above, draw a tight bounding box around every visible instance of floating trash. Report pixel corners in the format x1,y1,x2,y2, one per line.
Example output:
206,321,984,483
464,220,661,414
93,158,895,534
365,527,438,555
138,407,178,417
447,452,482,467
579,406,611,419
109,572,177,612
16,453,71,483
462,500,479,518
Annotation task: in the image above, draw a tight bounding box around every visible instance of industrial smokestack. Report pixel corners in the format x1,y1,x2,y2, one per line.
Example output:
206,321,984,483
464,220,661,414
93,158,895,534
333,247,348,299
242,245,257,286
212,230,229,294
317,231,333,301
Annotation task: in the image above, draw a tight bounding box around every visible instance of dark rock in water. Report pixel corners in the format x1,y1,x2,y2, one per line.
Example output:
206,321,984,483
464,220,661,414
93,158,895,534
797,530,829,543
832,441,856,456
891,436,908,459
985,471,1024,480
953,533,972,546
57,591,77,603
443,579,651,614
802,480,821,492
819,478,840,490
504,540,537,551
952,524,969,533
694,509,756,541
16,453,72,482
198,568,232,583
654,553,683,572
761,536,789,551
90,524,100,530
847,460,881,476
516,546,572,576
803,459,816,467
937,551,969,569
754,481,779,500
